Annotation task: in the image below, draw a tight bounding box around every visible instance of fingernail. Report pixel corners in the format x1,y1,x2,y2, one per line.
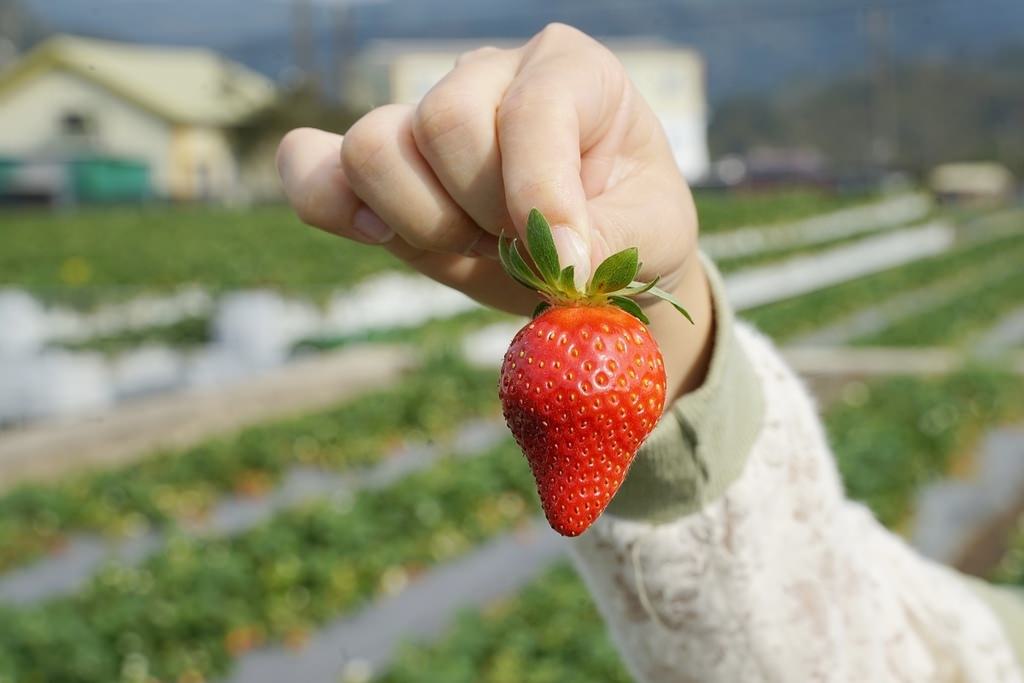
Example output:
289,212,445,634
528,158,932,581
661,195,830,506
352,207,394,244
551,225,591,289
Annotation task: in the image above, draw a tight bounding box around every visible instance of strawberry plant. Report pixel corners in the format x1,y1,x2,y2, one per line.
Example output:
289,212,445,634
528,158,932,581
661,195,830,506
0,350,500,572
694,189,867,234
745,231,1024,340
829,370,1022,527
853,264,1024,347
0,440,536,683
381,563,631,683
1,204,403,306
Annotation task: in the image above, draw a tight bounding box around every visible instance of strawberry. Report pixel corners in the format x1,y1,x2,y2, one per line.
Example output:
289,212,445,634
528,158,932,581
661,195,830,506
498,209,693,536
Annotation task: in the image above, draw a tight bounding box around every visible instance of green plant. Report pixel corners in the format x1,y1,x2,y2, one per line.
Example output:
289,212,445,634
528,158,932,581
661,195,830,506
0,351,500,572
381,563,632,683
0,441,536,683
744,231,1024,341
0,205,403,306
853,264,1024,348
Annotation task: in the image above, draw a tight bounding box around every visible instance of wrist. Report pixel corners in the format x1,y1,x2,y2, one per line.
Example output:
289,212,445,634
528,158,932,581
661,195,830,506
645,255,714,407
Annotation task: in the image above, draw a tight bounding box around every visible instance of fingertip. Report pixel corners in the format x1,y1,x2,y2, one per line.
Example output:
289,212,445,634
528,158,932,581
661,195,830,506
276,127,340,187
550,224,591,288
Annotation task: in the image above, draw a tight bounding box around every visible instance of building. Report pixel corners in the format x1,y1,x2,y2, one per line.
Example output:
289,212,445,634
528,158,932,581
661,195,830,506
346,38,709,182
929,162,1016,206
0,35,275,202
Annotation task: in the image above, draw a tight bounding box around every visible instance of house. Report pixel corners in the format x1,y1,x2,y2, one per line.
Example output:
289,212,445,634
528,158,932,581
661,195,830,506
929,162,1016,206
0,35,275,202
345,38,709,182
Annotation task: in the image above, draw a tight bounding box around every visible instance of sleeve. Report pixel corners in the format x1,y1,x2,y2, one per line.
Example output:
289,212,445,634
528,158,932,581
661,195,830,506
567,253,1024,683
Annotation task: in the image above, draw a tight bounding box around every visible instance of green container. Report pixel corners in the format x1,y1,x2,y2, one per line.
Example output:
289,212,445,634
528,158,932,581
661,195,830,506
69,156,151,203
0,157,18,195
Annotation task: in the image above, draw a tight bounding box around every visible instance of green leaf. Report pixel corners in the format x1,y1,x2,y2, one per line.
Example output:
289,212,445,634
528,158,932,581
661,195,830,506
525,208,561,284
508,239,549,290
589,247,640,293
609,295,650,324
616,276,661,297
532,300,552,318
558,265,576,295
499,236,547,291
648,285,695,324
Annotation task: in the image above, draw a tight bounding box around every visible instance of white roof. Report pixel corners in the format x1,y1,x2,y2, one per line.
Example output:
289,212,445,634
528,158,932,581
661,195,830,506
0,35,275,125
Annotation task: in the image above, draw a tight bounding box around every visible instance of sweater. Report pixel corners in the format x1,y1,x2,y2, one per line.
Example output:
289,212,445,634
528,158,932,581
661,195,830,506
568,255,1024,682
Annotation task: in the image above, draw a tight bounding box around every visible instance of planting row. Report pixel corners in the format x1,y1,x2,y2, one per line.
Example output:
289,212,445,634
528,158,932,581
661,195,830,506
0,439,537,683
716,220,928,274
0,351,500,573
852,263,1024,348
828,370,1023,527
693,190,870,235
381,562,630,683
991,522,1024,587
1,191,861,308
0,358,1016,680
380,369,1024,680
0,205,401,307
744,230,1024,342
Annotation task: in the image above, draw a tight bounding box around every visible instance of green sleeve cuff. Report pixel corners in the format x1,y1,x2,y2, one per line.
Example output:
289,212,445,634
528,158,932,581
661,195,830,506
606,253,765,523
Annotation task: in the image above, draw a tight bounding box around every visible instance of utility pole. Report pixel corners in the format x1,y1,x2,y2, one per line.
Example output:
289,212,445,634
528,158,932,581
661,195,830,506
292,0,318,96
332,1,355,105
865,2,895,167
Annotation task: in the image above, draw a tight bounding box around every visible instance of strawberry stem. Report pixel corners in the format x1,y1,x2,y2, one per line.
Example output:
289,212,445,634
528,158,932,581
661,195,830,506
498,208,694,324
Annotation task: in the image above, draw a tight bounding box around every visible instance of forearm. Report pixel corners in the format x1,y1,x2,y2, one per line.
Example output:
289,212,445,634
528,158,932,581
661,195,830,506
569,256,1023,682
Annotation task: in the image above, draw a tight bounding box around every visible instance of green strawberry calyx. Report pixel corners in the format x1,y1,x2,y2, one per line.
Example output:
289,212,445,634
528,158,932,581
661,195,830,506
498,208,694,325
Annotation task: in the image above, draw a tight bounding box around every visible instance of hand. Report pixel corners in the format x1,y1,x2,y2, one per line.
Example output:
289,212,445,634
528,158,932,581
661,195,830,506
276,23,713,401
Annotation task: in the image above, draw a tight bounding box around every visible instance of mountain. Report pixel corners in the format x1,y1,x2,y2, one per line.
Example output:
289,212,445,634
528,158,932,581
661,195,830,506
710,46,1024,173
18,0,1024,101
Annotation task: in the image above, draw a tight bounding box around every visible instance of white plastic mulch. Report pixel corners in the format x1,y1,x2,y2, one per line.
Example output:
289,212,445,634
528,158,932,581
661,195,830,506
726,221,955,311
0,274,479,425
700,193,931,260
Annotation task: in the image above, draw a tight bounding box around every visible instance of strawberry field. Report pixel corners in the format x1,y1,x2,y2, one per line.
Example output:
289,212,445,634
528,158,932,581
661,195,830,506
1,192,1023,682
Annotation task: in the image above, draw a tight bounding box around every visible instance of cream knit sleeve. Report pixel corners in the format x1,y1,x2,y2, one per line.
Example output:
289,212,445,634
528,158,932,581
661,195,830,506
568,255,1023,683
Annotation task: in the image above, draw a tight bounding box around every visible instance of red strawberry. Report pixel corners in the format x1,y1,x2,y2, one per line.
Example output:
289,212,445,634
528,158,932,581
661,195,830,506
497,209,693,536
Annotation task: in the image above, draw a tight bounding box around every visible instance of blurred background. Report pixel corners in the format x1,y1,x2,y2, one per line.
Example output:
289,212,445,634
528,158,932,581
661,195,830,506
0,0,1022,681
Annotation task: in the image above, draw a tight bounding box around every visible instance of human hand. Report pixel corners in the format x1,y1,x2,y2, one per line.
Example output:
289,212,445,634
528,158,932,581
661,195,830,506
277,23,713,400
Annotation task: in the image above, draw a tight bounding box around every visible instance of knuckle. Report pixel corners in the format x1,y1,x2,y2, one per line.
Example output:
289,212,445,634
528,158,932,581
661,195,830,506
497,84,560,125
416,214,476,253
537,22,579,43
340,108,399,183
413,92,469,150
455,45,499,66
508,175,572,207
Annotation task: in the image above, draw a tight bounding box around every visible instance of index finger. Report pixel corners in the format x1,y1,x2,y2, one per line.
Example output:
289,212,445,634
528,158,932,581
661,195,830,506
497,24,629,284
